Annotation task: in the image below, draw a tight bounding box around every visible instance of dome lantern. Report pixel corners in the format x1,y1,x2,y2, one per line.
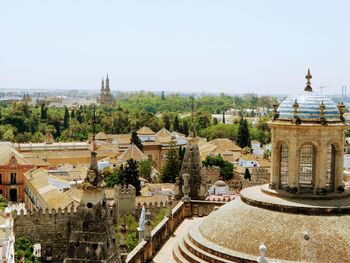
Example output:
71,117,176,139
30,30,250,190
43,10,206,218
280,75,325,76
305,68,313,92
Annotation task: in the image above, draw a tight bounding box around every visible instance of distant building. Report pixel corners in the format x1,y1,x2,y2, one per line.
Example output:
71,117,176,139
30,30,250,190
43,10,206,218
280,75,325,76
98,74,114,105
92,127,188,170
0,143,34,202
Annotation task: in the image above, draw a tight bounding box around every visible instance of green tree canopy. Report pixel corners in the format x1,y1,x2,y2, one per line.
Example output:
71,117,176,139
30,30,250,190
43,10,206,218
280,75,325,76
130,131,143,151
161,140,180,183
236,117,251,148
202,155,234,180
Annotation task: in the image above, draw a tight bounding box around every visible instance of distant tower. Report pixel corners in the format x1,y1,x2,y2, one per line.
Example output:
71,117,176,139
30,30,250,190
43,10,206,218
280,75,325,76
105,74,110,93
99,74,113,105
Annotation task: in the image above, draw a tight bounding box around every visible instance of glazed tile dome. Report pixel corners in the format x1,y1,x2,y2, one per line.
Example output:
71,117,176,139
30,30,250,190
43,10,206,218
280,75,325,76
275,69,342,123
277,91,341,122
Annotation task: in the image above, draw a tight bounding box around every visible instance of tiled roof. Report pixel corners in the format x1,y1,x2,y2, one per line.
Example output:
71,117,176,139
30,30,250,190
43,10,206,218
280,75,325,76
209,139,242,152
95,132,108,140
24,157,50,167
118,144,148,163
137,126,156,135
25,168,75,209
156,128,172,138
0,143,32,166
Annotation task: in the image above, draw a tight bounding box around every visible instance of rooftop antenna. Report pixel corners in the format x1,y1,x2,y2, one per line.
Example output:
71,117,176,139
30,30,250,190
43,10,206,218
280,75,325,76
319,85,330,95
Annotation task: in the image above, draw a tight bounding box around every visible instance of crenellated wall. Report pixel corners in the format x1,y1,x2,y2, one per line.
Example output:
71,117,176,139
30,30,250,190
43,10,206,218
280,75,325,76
115,185,136,216
14,207,76,262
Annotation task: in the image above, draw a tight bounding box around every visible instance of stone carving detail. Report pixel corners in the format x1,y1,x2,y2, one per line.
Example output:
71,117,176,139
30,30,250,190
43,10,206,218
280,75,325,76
182,173,191,202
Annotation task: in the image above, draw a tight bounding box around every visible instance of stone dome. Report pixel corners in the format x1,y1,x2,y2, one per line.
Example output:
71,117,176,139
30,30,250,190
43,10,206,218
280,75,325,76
277,91,341,122
174,185,350,263
214,180,226,187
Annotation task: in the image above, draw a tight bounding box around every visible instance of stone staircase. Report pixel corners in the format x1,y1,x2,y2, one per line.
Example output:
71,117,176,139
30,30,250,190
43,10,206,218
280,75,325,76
173,226,243,263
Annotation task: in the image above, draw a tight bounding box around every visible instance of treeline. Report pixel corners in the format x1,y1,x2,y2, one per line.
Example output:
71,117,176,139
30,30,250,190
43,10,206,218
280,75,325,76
0,95,272,144
115,92,275,114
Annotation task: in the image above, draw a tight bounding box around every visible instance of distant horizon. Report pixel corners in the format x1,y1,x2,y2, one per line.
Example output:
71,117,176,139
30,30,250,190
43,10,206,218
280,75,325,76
1,1,350,94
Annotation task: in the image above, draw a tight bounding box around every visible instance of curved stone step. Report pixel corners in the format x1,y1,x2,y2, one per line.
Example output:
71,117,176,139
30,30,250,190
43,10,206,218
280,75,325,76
173,243,190,263
183,233,234,263
188,226,254,263
178,238,207,263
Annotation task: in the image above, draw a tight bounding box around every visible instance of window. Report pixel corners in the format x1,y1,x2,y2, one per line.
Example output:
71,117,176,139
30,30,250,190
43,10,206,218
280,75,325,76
0,174,2,184
279,143,289,187
10,173,16,184
299,144,315,190
326,144,336,192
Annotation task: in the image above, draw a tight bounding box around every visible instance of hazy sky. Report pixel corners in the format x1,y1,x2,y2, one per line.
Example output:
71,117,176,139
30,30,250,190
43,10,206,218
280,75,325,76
1,1,350,94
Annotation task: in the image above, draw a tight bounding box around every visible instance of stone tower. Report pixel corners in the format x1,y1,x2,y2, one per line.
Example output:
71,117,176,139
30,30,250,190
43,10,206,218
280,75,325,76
175,99,206,200
99,74,113,105
64,113,121,263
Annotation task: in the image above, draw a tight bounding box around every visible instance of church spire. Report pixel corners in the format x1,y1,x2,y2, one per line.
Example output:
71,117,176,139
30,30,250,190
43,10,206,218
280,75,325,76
105,74,110,92
101,77,105,92
304,69,313,92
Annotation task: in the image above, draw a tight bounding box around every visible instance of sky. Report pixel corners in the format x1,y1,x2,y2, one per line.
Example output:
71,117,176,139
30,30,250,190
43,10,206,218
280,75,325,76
1,0,350,95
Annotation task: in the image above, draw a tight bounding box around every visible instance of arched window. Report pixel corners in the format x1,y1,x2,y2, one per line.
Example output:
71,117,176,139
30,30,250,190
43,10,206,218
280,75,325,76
326,144,336,192
279,143,289,188
299,144,316,191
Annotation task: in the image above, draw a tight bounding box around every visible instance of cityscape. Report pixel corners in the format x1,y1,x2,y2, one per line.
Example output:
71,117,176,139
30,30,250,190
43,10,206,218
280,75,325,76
1,1,350,263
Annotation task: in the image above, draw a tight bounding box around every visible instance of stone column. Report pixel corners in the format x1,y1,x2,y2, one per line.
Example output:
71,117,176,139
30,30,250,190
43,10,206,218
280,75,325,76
182,174,191,202
316,140,327,193
288,135,298,189
335,148,344,190
270,128,280,188
144,209,152,241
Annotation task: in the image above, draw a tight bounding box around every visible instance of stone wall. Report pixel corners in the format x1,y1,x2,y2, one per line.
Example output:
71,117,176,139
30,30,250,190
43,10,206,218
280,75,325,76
115,185,136,216
14,208,75,262
125,200,226,263
135,201,168,220
202,166,220,183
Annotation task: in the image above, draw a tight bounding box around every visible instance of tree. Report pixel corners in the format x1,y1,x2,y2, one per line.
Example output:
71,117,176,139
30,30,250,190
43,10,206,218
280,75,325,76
120,159,141,196
202,155,234,180
40,103,47,120
138,159,153,181
178,145,185,165
103,167,120,187
3,129,15,141
70,109,75,119
163,114,171,130
161,91,165,100
130,131,143,151
244,168,251,181
15,237,34,262
63,106,70,129
236,117,251,148
161,140,180,183
0,196,8,211
76,108,84,124
222,111,225,123
180,119,189,136
213,117,218,125
173,114,180,131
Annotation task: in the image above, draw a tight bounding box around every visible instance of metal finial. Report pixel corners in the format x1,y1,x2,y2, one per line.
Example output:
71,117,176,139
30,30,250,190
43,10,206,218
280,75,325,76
305,69,313,92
